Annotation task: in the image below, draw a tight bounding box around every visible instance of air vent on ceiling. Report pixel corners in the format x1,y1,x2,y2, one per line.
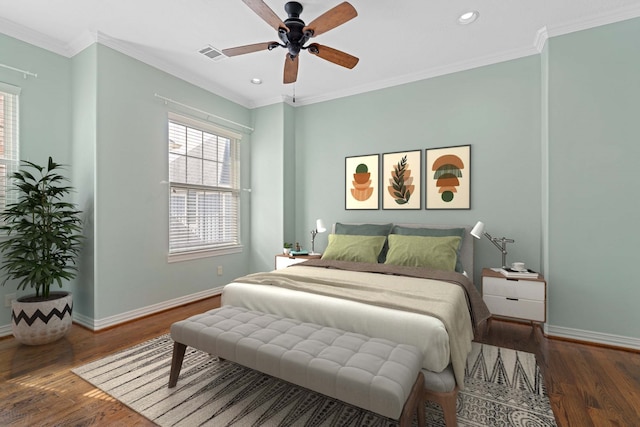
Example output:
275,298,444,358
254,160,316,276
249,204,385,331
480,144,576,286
198,45,226,61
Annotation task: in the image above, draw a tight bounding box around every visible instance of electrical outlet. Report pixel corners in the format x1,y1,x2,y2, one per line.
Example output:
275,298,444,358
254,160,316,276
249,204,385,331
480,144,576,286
217,266,223,276
4,293,16,308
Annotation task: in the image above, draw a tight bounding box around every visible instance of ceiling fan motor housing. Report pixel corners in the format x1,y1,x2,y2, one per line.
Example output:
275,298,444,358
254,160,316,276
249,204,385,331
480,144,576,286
280,2,312,58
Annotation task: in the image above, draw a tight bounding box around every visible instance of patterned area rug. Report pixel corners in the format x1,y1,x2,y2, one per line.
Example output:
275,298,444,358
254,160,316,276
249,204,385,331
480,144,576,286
72,335,557,426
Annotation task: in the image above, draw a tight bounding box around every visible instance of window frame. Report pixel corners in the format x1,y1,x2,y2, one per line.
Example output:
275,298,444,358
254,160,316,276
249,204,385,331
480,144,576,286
0,82,20,222
166,112,242,263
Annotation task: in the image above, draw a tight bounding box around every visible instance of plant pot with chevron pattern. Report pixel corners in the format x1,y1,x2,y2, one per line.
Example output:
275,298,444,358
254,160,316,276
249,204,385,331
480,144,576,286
0,157,83,345
11,291,73,345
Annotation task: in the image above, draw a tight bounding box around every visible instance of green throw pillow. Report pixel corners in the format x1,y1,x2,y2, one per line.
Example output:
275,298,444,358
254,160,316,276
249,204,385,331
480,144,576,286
321,234,387,264
334,223,393,263
391,226,466,273
384,234,461,271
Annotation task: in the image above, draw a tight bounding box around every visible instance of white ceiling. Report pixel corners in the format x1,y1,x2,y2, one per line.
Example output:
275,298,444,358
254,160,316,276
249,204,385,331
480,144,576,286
1,0,640,108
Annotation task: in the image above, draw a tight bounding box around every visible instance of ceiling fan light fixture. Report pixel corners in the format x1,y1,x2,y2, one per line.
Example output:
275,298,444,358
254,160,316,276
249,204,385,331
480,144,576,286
458,10,479,25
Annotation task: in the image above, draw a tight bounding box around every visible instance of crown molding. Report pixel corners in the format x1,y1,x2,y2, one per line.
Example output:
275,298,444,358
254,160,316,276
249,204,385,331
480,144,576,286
545,3,640,39
3,5,640,109
0,16,70,57
291,44,541,107
255,7,640,107
534,26,549,52
251,94,293,109
66,30,98,57
92,32,253,109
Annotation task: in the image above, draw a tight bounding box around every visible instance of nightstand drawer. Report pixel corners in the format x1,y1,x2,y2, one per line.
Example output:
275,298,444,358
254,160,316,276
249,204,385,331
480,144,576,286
483,295,545,322
483,276,545,301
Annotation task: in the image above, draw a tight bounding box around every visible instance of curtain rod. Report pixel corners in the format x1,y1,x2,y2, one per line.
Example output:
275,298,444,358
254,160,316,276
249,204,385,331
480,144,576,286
154,93,254,133
0,63,38,79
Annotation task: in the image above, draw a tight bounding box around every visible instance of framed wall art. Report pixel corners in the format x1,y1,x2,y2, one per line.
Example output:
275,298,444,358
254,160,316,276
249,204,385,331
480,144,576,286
345,154,379,210
382,150,421,209
425,145,471,210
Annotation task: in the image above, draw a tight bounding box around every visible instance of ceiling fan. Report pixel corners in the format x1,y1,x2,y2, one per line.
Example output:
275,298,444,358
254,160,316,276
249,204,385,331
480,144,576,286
223,0,359,84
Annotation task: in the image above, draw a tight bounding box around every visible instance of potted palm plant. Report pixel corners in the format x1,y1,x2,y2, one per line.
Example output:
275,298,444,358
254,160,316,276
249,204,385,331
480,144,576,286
0,157,83,345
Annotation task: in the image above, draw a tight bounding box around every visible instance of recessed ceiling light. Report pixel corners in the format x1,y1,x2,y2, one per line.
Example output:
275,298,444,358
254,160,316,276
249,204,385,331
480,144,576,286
251,78,262,85
458,11,479,25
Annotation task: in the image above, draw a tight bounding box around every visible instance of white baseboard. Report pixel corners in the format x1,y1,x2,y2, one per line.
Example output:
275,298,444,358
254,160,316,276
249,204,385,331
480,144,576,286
545,323,640,351
3,299,639,353
84,286,225,331
0,324,11,337
0,287,223,337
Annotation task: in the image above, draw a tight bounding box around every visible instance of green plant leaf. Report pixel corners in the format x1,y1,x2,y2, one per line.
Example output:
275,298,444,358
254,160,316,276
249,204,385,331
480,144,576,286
388,155,412,205
0,158,84,297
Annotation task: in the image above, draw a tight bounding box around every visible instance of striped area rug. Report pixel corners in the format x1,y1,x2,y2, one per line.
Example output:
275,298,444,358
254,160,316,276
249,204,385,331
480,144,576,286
72,335,557,426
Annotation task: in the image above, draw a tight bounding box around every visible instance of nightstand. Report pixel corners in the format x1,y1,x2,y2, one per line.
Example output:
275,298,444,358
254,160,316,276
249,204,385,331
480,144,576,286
481,268,547,325
275,254,322,270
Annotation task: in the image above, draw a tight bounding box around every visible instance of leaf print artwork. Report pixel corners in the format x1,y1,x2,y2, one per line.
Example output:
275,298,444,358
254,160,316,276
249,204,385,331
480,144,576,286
388,155,415,204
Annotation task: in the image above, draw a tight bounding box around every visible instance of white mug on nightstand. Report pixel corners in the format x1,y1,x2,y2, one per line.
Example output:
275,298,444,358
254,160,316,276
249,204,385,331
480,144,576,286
511,262,526,271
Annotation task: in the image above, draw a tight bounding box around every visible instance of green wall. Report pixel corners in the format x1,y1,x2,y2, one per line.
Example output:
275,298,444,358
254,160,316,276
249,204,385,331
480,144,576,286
91,45,253,321
0,35,254,329
70,44,98,321
546,19,640,340
249,103,285,272
2,15,640,346
249,102,296,272
0,34,73,328
288,56,543,284
255,18,640,346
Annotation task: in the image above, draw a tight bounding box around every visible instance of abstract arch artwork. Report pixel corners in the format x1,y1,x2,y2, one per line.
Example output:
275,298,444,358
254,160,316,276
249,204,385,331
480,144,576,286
425,145,471,209
345,154,379,209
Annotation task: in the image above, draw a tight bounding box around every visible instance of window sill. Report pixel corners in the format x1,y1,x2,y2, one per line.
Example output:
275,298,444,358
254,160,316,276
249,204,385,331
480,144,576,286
167,245,243,263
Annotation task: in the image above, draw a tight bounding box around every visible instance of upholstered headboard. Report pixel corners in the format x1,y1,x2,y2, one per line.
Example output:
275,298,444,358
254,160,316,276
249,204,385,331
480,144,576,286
331,223,474,283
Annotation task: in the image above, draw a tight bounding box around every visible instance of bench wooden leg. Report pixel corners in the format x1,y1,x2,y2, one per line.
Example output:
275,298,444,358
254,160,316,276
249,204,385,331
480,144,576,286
168,342,187,388
423,386,458,427
399,372,425,427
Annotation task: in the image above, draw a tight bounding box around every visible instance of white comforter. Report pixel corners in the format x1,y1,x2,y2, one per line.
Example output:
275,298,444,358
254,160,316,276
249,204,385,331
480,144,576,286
222,281,451,373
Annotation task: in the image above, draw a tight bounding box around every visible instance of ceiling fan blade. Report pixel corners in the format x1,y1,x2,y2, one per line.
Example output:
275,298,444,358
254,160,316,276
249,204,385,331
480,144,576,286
242,0,288,32
308,44,359,69
303,2,357,37
222,42,277,57
283,54,299,84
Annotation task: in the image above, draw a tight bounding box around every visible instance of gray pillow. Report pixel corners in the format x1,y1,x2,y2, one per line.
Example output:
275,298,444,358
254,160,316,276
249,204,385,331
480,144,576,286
390,225,465,273
334,223,393,263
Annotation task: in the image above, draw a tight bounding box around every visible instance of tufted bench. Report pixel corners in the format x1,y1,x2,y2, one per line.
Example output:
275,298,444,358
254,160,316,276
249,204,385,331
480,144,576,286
169,306,425,426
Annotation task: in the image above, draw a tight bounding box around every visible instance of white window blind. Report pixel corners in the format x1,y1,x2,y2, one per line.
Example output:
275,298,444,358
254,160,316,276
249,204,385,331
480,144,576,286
0,82,20,215
167,113,241,260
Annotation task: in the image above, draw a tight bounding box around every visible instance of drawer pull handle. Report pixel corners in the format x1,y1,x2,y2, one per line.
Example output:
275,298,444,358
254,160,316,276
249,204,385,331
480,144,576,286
506,297,519,301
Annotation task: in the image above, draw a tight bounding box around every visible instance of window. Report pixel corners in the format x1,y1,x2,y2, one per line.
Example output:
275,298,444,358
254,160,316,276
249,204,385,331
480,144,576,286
167,113,241,261
0,82,20,215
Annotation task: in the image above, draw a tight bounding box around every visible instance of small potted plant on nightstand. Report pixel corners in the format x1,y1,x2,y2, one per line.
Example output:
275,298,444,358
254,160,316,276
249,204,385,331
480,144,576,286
0,157,84,345
283,242,293,255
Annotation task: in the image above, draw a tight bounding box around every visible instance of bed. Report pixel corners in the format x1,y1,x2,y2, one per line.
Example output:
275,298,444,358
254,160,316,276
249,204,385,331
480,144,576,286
221,223,490,390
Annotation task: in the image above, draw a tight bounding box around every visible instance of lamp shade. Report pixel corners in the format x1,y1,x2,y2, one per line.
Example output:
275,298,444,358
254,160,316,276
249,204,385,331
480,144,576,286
316,219,326,233
470,221,485,239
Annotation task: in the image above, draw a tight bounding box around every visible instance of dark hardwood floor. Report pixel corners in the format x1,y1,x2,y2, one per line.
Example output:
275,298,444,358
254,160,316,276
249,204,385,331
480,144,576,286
1,296,639,426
